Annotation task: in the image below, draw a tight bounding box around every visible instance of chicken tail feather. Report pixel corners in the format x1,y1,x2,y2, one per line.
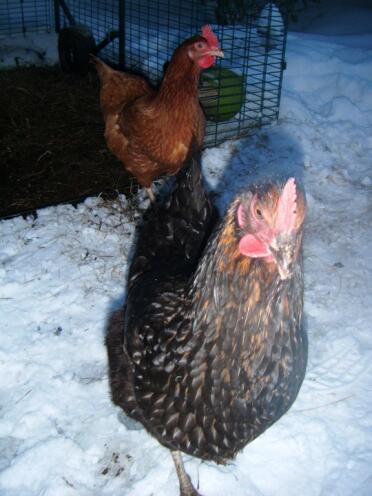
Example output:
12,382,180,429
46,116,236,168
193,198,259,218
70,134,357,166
90,54,113,80
167,142,217,263
170,142,212,223
129,143,216,282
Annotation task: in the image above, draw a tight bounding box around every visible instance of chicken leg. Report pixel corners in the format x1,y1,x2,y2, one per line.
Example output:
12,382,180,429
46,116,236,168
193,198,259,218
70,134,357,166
171,451,202,496
145,187,156,203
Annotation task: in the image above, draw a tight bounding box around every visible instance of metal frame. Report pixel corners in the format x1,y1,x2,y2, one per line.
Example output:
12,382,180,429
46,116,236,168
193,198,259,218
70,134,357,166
0,0,52,36
2,0,288,148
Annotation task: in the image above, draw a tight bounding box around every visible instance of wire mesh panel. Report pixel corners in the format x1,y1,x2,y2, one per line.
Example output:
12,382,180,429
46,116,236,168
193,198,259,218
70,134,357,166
0,0,52,37
58,0,121,63
57,0,287,147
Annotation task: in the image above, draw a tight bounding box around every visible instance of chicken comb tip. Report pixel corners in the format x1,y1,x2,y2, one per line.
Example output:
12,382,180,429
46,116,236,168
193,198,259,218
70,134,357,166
201,24,219,48
276,177,297,233
237,204,245,229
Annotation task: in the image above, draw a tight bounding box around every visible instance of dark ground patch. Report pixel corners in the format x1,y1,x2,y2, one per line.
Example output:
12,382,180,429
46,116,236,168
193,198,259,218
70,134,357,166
0,65,135,219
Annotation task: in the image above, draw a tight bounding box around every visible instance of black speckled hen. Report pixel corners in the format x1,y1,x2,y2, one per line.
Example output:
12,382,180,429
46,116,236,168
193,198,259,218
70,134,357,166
106,149,307,496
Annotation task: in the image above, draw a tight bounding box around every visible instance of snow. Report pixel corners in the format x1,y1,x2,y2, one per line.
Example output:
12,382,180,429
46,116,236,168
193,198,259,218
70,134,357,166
1,2,372,495
0,32,58,69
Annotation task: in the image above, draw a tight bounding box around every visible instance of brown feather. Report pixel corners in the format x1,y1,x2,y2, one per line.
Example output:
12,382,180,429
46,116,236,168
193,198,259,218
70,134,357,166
92,32,220,190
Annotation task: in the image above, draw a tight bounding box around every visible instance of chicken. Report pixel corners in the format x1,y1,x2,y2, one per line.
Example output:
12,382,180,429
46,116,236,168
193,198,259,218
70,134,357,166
91,26,224,201
106,149,307,496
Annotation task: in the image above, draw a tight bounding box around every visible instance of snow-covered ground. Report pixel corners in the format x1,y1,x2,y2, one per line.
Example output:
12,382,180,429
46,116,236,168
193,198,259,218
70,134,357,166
1,3,372,495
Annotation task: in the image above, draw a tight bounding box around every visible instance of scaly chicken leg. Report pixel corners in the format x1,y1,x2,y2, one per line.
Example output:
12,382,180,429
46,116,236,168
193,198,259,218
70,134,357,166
145,187,156,203
172,451,201,496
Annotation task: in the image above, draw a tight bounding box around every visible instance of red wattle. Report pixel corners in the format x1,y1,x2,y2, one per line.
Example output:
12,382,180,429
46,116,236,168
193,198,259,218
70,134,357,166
239,234,274,262
198,55,215,69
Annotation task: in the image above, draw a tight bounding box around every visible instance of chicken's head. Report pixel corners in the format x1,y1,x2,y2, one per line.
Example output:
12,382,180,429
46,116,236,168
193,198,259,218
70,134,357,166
236,178,306,280
187,25,224,69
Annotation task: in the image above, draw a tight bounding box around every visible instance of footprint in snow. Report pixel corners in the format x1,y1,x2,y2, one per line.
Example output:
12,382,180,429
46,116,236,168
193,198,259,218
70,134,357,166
306,336,372,391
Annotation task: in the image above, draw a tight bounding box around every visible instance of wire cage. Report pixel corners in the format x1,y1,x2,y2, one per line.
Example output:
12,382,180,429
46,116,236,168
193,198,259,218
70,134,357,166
55,0,288,147
0,0,52,37
1,0,288,147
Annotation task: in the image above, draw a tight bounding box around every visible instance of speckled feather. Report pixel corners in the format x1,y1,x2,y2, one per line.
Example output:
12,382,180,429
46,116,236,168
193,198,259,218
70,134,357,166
107,152,307,464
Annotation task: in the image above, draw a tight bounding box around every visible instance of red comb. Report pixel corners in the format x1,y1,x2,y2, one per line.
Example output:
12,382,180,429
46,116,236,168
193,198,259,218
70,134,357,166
201,25,219,48
276,178,297,233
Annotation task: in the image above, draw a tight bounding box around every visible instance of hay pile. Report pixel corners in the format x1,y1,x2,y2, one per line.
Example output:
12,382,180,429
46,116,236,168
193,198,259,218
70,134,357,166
0,65,134,218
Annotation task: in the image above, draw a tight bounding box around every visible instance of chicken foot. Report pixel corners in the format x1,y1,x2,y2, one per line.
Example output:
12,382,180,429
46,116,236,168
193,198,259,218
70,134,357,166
171,451,202,496
145,187,156,203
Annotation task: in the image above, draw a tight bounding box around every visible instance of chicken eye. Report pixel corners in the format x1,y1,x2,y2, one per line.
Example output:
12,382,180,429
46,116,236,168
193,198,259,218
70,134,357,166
196,42,205,49
256,208,263,218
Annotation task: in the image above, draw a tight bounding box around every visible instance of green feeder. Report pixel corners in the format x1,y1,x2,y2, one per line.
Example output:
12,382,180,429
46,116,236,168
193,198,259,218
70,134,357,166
199,68,245,122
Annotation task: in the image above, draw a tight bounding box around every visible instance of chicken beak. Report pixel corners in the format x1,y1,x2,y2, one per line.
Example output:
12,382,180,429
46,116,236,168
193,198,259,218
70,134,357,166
269,234,296,281
208,48,224,58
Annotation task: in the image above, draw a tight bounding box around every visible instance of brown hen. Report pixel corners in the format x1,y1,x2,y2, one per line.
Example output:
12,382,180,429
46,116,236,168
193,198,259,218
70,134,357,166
106,150,307,495
92,26,223,201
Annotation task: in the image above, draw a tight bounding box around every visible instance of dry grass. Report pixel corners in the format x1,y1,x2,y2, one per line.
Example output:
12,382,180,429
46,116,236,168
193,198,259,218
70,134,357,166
0,65,135,219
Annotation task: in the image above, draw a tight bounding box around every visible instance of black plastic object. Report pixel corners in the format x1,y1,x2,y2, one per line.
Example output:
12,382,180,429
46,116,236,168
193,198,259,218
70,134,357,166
58,25,96,74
